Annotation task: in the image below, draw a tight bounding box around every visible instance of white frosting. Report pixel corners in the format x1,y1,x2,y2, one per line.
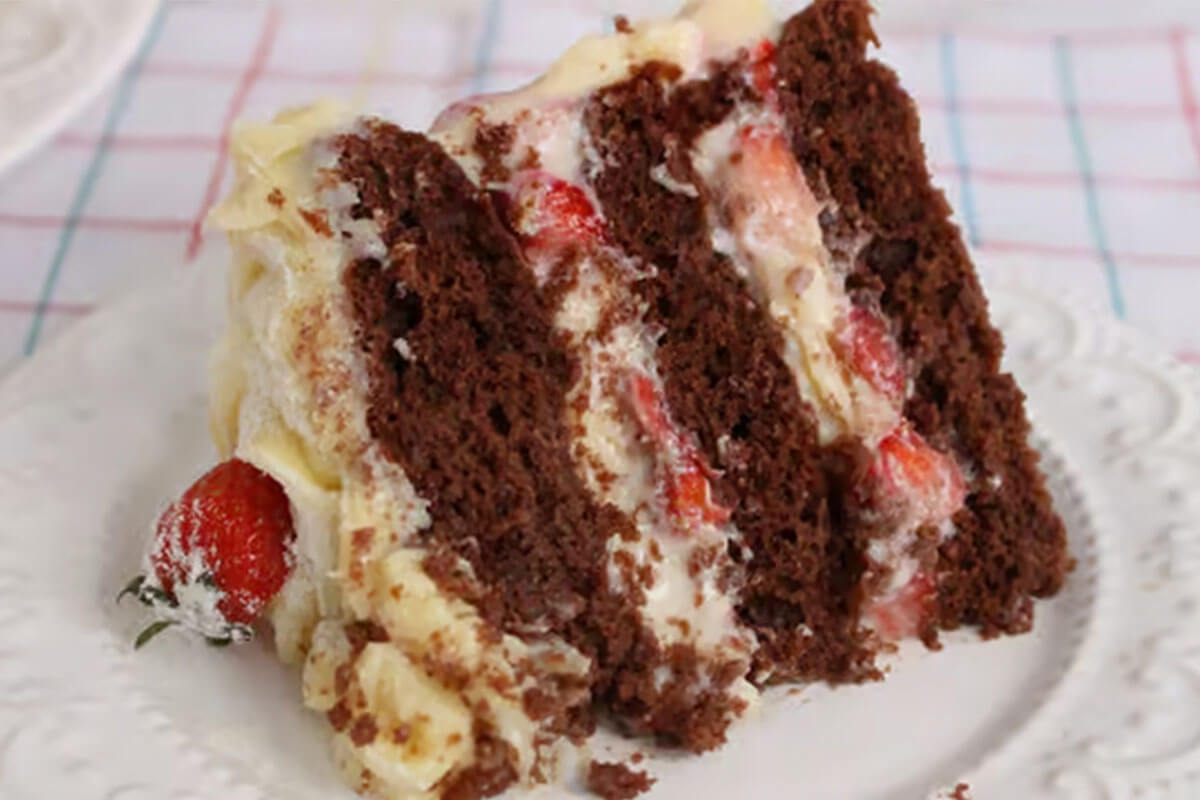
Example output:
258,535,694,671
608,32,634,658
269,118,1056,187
210,102,592,794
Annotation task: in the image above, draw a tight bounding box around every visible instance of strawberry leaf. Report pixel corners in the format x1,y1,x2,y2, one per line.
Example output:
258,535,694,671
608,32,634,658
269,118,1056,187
135,620,174,649
117,575,146,604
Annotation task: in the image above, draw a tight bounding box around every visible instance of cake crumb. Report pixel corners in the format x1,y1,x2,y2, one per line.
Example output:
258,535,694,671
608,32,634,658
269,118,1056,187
266,187,285,207
614,15,632,34
473,121,515,184
349,714,379,746
586,760,655,799
299,207,333,237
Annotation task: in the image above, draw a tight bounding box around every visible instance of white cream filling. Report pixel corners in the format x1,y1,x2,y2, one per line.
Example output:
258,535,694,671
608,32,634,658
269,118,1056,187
210,102,593,794
692,108,899,445
550,246,755,697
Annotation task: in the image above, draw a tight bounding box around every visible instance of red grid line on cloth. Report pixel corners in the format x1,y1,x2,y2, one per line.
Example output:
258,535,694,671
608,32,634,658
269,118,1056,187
522,0,1194,44
142,61,478,88
978,240,1200,268
4,205,1198,268
44,133,1200,193
1171,26,1200,168
1179,351,1200,364
117,57,1200,119
184,6,282,261
131,57,1191,121
884,26,1193,46
0,214,190,233
929,164,1200,192
55,131,218,151
0,300,92,316
916,97,1181,119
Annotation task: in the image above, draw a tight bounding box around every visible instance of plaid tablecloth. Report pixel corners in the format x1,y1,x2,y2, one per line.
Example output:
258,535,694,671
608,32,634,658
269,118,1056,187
1,0,1198,371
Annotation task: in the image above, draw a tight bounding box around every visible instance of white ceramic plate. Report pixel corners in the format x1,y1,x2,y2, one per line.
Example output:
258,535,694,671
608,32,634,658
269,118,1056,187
0,0,159,176
0,260,1197,800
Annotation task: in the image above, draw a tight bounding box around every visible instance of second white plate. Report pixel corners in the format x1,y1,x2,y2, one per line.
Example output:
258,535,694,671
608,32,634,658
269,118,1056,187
0,0,159,175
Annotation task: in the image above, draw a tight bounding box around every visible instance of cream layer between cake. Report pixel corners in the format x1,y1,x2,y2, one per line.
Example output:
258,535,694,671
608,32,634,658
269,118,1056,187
206,0,968,796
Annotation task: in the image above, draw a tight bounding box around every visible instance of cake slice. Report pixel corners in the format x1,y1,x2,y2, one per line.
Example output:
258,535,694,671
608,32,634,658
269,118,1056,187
127,0,1070,797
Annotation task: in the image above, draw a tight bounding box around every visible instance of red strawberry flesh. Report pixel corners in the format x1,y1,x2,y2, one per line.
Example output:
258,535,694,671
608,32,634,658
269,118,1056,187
627,372,731,531
874,424,966,523
841,306,905,402
511,171,604,253
870,570,935,641
748,38,777,97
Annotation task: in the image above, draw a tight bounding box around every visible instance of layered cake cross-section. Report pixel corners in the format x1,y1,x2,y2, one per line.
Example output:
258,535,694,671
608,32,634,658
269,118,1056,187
127,1,1070,797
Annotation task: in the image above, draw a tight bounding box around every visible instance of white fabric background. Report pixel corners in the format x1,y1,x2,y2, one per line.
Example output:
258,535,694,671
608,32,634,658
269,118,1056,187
0,0,1197,371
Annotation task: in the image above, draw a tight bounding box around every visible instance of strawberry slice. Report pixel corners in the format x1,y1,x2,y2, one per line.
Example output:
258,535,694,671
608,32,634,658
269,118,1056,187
511,171,605,253
121,458,295,646
870,571,935,641
748,38,778,97
840,306,905,403
628,371,672,445
627,371,731,530
668,465,731,527
729,123,822,237
874,424,966,523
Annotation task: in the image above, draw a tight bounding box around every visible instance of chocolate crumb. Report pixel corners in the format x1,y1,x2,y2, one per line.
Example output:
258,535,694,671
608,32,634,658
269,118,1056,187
266,187,285,207
299,207,333,237
587,761,655,800
350,714,379,746
344,620,389,655
327,701,352,732
437,732,519,800
473,121,516,184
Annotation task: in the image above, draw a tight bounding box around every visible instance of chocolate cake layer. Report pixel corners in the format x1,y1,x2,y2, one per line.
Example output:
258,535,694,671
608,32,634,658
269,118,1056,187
584,64,879,683
776,0,1070,634
338,123,747,754
338,0,1069,703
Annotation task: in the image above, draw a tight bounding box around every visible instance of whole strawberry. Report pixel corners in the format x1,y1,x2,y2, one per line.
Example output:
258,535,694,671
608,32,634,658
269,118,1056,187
121,458,295,647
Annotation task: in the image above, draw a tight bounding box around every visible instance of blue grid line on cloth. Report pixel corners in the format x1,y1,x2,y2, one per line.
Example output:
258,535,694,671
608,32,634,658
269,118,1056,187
1053,35,1127,320
938,32,982,247
472,0,504,94
22,3,171,355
